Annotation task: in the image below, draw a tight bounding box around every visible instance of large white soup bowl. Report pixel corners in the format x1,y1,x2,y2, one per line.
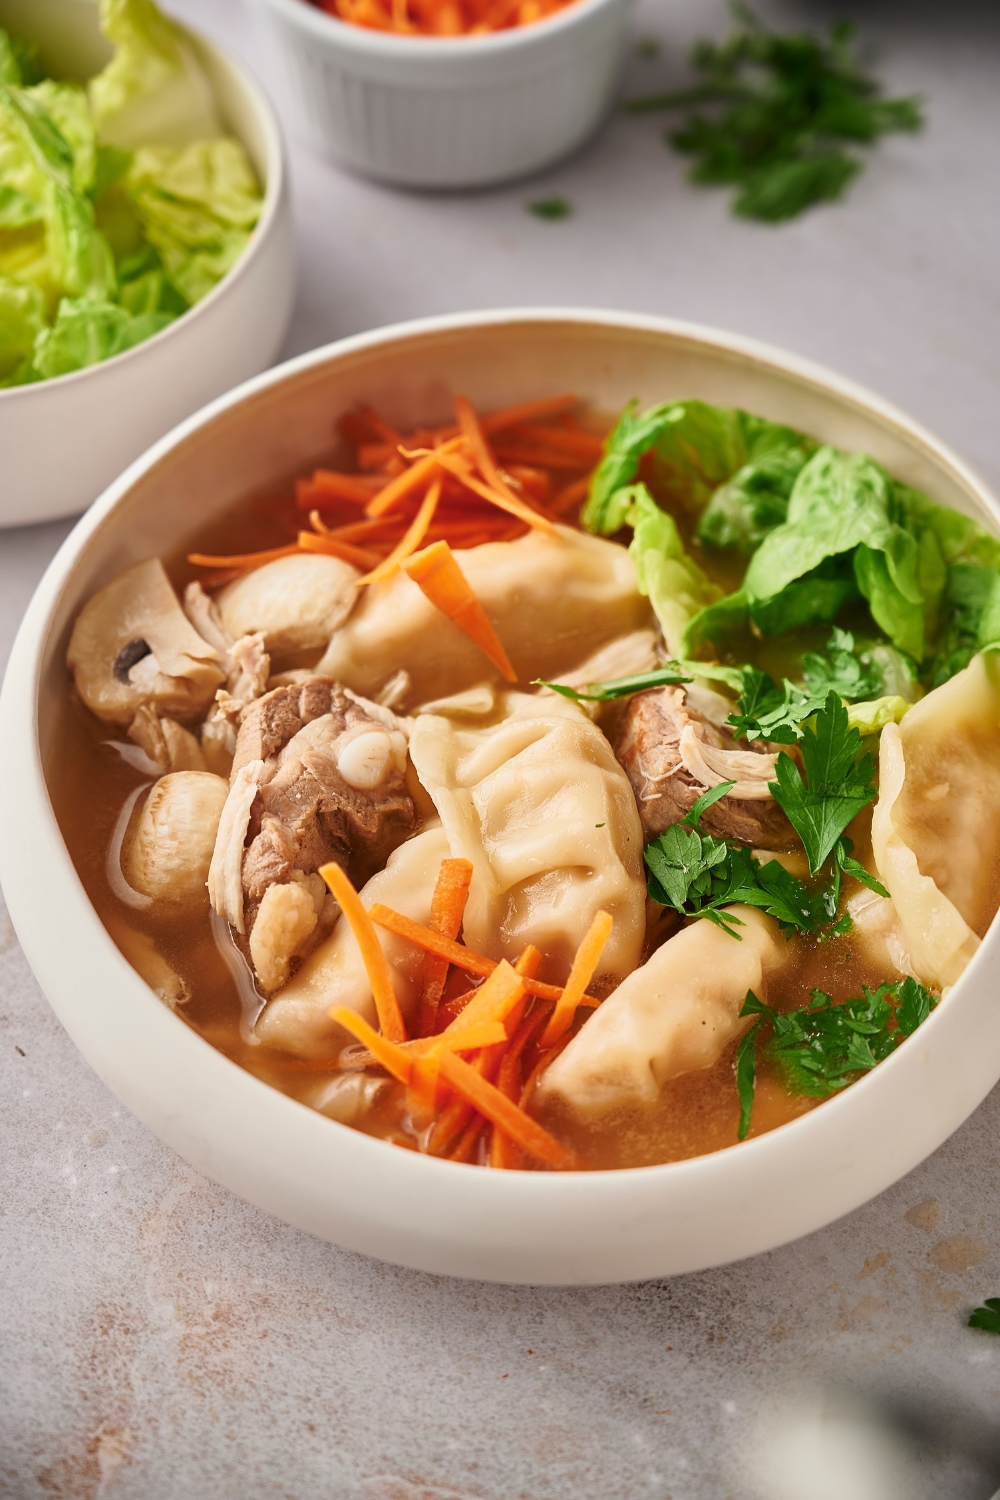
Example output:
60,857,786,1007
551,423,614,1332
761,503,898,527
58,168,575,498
2,309,998,1285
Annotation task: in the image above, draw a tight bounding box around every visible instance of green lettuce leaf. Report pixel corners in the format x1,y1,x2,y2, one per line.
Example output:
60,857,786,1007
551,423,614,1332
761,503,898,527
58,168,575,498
25,81,96,194
0,272,44,381
0,28,43,88
124,138,261,305
615,483,723,655
0,82,115,309
89,0,222,150
583,398,812,536
30,293,175,378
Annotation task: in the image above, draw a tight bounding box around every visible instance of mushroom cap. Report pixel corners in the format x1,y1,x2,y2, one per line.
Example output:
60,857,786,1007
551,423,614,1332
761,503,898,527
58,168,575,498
214,553,359,661
126,770,229,904
67,559,224,725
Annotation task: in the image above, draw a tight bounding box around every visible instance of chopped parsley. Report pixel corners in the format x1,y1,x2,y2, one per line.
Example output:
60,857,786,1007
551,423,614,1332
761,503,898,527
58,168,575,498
736,976,938,1137
623,6,924,223
534,665,692,702
968,1300,1000,1335
526,197,572,220
769,691,878,874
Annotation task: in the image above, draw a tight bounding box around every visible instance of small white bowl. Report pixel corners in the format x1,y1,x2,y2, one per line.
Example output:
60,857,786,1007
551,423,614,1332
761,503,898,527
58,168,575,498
248,0,631,187
0,0,294,529
3,309,999,1285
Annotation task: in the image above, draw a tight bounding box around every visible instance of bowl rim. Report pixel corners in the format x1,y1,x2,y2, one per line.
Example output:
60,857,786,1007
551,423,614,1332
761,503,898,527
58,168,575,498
6,305,1000,1280
0,20,286,403
252,0,628,60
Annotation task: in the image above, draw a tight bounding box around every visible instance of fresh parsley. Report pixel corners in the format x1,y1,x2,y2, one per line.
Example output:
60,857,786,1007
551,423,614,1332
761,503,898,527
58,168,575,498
624,6,924,223
533,665,693,702
802,627,881,700
736,976,938,1134
769,691,878,874
643,783,833,939
526,197,572,220
969,1300,1000,1335
726,630,879,743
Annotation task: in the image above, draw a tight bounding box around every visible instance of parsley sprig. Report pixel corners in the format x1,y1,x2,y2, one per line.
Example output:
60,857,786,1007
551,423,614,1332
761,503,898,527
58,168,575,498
969,1300,1000,1335
624,6,924,223
769,691,878,874
643,783,833,939
726,630,879,742
735,977,938,1138
533,665,692,702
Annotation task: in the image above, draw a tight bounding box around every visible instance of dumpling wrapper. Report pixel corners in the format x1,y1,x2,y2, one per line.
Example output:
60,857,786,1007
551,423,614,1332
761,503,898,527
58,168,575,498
871,652,1000,988
255,824,450,1057
315,526,653,705
408,694,646,984
538,906,786,1113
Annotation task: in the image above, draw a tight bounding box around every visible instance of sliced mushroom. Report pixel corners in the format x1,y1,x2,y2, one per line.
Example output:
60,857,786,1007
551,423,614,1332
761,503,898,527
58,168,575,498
126,770,229,903
68,558,224,725
214,553,359,662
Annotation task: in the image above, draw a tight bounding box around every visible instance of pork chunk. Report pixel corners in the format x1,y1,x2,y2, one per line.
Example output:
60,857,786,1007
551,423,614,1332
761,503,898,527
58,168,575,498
614,685,797,850
213,677,416,988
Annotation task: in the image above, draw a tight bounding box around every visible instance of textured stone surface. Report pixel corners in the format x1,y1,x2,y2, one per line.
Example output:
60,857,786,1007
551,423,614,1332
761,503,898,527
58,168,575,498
3,0,1000,1495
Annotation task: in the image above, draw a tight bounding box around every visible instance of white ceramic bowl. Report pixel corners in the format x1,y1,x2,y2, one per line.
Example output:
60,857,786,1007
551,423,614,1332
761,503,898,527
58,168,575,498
248,0,631,187
3,309,999,1286
0,0,294,529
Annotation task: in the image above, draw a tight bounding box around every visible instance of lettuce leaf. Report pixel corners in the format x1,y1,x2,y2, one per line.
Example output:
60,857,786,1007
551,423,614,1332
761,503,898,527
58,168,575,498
583,398,812,536
615,483,723,655
0,28,42,88
0,273,44,381
124,138,261,305
29,294,175,378
0,82,115,310
89,0,222,150
25,82,96,194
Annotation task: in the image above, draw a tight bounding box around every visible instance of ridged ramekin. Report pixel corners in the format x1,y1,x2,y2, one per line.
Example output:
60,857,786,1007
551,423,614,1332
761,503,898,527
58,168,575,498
248,0,632,187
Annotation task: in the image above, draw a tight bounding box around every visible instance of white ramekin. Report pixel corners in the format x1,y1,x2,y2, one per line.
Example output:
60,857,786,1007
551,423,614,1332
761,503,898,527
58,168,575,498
0,0,294,529
3,309,999,1285
247,0,632,187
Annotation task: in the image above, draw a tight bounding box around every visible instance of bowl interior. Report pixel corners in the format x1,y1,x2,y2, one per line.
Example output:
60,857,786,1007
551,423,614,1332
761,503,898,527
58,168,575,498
21,312,1000,1283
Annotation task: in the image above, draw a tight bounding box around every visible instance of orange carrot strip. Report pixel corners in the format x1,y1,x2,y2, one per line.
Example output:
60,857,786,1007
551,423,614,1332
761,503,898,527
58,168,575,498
491,444,592,471
416,857,475,1038
296,470,380,508
298,530,382,570
366,905,602,1007
359,480,442,584
320,863,407,1043
188,544,301,570
519,1032,573,1108
365,439,465,517
403,541,517,681
450,1116,485,1162
541,910,613,1047
330,1007,412,1084
480,394,579,433
550,476,591,516
441,959,525,1035
454,394,524,507
503,424,604,458
358,404,405,448
437,1051,576,1170
401,447,556,536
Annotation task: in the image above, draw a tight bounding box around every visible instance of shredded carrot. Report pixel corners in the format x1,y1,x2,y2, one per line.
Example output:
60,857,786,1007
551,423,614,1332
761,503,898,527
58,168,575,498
519,1033,573,1109
401,446,556,536
450,1116,485,1163
330,1007,412,1084
403,541,517,682
550,476,591,516
297,530,382,571
188,544,301,570
319,863,408,1043
437,1051,576,1170
480,395,579,433
441,959,525,1035
416,857,475,1038
295,470,379,508
453,394,521,505
541,910,613,1047
491,443,594,471
366,905,602,1007
358,404,405,448
365,439,464,517
359,480,442,584
502,424,604,459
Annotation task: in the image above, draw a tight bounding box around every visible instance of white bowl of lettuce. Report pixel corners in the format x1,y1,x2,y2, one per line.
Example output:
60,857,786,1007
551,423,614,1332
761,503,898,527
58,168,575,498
0,0,293,527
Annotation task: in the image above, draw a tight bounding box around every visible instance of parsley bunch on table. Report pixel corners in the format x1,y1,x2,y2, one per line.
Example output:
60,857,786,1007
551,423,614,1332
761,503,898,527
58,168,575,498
625,5,924,222
735,977,937,1137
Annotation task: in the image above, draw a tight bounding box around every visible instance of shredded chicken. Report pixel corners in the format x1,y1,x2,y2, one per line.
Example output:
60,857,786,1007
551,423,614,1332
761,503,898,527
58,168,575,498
615,685,796,849
128,703,207,773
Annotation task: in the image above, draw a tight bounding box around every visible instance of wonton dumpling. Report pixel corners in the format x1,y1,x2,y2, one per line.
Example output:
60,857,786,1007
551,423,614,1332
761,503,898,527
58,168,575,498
871,652,1000,988
315,527,653,705
538,906,786,1113
255,824,450,1057
408,695,646,984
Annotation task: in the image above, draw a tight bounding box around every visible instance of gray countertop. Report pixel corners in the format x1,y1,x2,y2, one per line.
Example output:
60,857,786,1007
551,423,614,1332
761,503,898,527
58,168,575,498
4,1,1000,1495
